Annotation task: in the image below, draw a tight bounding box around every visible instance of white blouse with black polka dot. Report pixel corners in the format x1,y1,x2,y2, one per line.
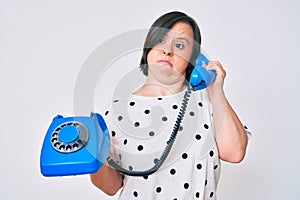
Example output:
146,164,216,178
103,89,221,200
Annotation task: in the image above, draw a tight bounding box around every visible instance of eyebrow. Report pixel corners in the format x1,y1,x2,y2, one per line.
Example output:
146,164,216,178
176,37,192,44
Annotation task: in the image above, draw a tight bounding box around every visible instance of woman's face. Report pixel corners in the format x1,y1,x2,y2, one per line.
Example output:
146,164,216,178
147,22,194,85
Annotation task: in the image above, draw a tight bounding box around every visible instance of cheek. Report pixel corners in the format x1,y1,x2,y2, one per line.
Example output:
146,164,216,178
174,48,192,64
175,62,188,74
147,49,159,64
174,54,190,71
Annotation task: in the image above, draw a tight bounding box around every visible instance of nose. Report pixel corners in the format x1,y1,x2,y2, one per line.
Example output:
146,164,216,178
162,43,173,56
163,49,173,56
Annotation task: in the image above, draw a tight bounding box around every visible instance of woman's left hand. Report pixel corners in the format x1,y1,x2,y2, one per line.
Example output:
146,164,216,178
205,61,226,95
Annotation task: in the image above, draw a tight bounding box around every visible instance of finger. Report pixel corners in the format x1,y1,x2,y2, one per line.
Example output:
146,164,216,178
202,63,208,70
206,61,218,71
208,61,222,71
207,61,226,78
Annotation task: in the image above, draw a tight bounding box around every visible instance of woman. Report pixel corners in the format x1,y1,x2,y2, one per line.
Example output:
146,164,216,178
90,11,249,199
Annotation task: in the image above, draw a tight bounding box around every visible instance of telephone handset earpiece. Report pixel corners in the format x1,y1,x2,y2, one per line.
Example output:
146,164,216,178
189,53,216,91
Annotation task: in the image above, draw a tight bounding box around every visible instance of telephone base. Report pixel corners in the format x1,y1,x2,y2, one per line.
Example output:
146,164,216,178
40,112,110,177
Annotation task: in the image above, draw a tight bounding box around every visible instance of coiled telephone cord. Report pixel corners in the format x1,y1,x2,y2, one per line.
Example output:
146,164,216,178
107,86,193,176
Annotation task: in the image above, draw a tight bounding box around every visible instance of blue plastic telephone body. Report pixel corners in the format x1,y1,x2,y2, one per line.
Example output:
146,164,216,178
189,53,216,91
40,112,110,177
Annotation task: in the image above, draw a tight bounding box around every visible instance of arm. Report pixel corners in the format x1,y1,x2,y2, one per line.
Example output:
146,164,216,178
206,61,248,163
90,162,123,196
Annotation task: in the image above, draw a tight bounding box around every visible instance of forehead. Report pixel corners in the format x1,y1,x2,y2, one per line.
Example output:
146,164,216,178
166,22,194,40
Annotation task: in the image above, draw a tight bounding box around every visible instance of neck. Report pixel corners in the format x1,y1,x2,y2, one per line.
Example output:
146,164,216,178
134,79,187,97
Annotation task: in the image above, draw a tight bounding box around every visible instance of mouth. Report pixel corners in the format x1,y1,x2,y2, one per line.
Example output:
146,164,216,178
157,60,173,68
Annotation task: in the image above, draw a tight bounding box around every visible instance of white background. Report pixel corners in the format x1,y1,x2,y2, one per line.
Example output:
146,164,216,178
1,0,300,199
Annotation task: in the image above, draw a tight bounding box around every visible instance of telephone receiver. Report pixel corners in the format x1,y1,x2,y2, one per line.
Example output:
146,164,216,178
189,53,216,91
40,53,216,177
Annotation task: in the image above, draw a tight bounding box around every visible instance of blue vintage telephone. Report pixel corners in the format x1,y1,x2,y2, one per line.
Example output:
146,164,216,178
40,53,215,177
40,112,110,176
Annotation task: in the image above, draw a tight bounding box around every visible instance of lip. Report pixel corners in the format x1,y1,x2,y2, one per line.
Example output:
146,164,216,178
157,60,173,67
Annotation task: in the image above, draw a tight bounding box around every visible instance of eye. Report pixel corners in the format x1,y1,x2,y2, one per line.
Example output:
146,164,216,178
175,43,185,49
158,38,166,44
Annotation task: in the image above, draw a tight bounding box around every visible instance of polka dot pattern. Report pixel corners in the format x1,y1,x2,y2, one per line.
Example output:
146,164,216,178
195,134,201,140
162,116,168,121
103,90,230,199
182,153,188,159
170,168,176,175
111,131,116,137
183,183,189,189
196,163,202,170
137,145,143,151
204,124,209,129
156,186,162,193
149,131,155,136
134,122,140,127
